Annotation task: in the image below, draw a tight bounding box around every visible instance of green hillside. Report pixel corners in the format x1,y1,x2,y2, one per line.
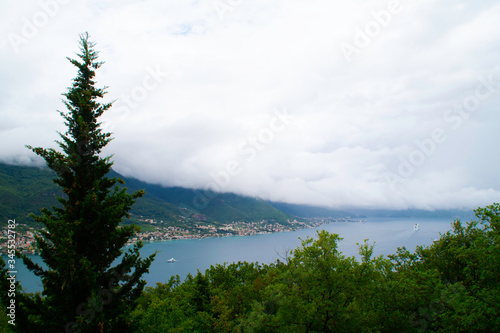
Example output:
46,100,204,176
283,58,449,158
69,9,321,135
0,164,63,225
201,193,293,224
110,173,296,225
0,163,298,227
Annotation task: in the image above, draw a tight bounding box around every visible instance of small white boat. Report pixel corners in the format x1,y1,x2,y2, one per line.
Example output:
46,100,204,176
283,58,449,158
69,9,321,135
167,258,176,263
413,223,420,231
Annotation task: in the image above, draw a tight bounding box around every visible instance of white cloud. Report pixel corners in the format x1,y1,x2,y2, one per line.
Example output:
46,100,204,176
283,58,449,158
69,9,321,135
1,0,500,210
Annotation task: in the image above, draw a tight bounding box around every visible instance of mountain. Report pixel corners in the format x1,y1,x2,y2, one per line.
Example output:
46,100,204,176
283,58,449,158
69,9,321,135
0,163,298,227
0,163,64,225
1,163,466,228
117,172,297,225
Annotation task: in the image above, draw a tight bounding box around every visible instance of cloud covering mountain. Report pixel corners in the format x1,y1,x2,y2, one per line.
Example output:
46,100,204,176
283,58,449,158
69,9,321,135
1,0,500,210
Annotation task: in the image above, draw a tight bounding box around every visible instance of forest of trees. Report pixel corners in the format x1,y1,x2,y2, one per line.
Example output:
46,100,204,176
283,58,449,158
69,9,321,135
125,204,500,332
0,33,499,332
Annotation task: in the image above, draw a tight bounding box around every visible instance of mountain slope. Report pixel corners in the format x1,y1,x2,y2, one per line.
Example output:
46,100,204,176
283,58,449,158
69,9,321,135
113,174,295,225
0,164,64,224
0,163,297,227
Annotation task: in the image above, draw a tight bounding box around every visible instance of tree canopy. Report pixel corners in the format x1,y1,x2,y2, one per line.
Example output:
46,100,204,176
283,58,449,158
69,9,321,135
130,204,500,332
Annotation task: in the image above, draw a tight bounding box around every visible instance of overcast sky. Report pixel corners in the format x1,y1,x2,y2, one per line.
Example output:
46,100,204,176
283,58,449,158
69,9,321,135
1,0,500,211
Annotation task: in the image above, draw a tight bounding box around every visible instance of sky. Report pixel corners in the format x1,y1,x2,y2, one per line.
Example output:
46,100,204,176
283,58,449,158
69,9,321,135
1,0,500,211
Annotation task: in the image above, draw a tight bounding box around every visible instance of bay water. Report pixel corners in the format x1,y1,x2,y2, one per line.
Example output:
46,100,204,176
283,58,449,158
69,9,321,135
9,217,457,293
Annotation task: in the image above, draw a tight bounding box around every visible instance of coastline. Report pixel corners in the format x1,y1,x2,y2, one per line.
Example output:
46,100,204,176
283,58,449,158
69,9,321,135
1,217,365,254
125,217,364,246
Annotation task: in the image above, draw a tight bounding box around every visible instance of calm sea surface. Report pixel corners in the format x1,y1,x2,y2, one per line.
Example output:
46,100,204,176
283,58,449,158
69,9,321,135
8,217,457,293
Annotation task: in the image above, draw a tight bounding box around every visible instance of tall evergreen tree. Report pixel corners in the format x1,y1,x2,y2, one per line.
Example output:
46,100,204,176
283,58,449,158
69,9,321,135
15,32,155,332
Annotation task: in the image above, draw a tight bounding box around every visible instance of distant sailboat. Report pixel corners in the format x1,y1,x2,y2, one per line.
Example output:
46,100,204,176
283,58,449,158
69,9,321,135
413,223,420,231
167,258,176,263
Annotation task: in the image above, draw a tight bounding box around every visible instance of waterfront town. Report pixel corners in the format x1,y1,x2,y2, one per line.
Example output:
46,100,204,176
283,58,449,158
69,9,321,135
0,217,363,254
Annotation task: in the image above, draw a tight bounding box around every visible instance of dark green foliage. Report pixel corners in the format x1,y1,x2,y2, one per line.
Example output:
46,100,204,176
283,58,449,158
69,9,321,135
131,184,297,225
0,164,302,228
0,164,63,226
1,33,155,332
415,203,500,331
202,194,293,224
0,163,189,228
131,204,500,332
